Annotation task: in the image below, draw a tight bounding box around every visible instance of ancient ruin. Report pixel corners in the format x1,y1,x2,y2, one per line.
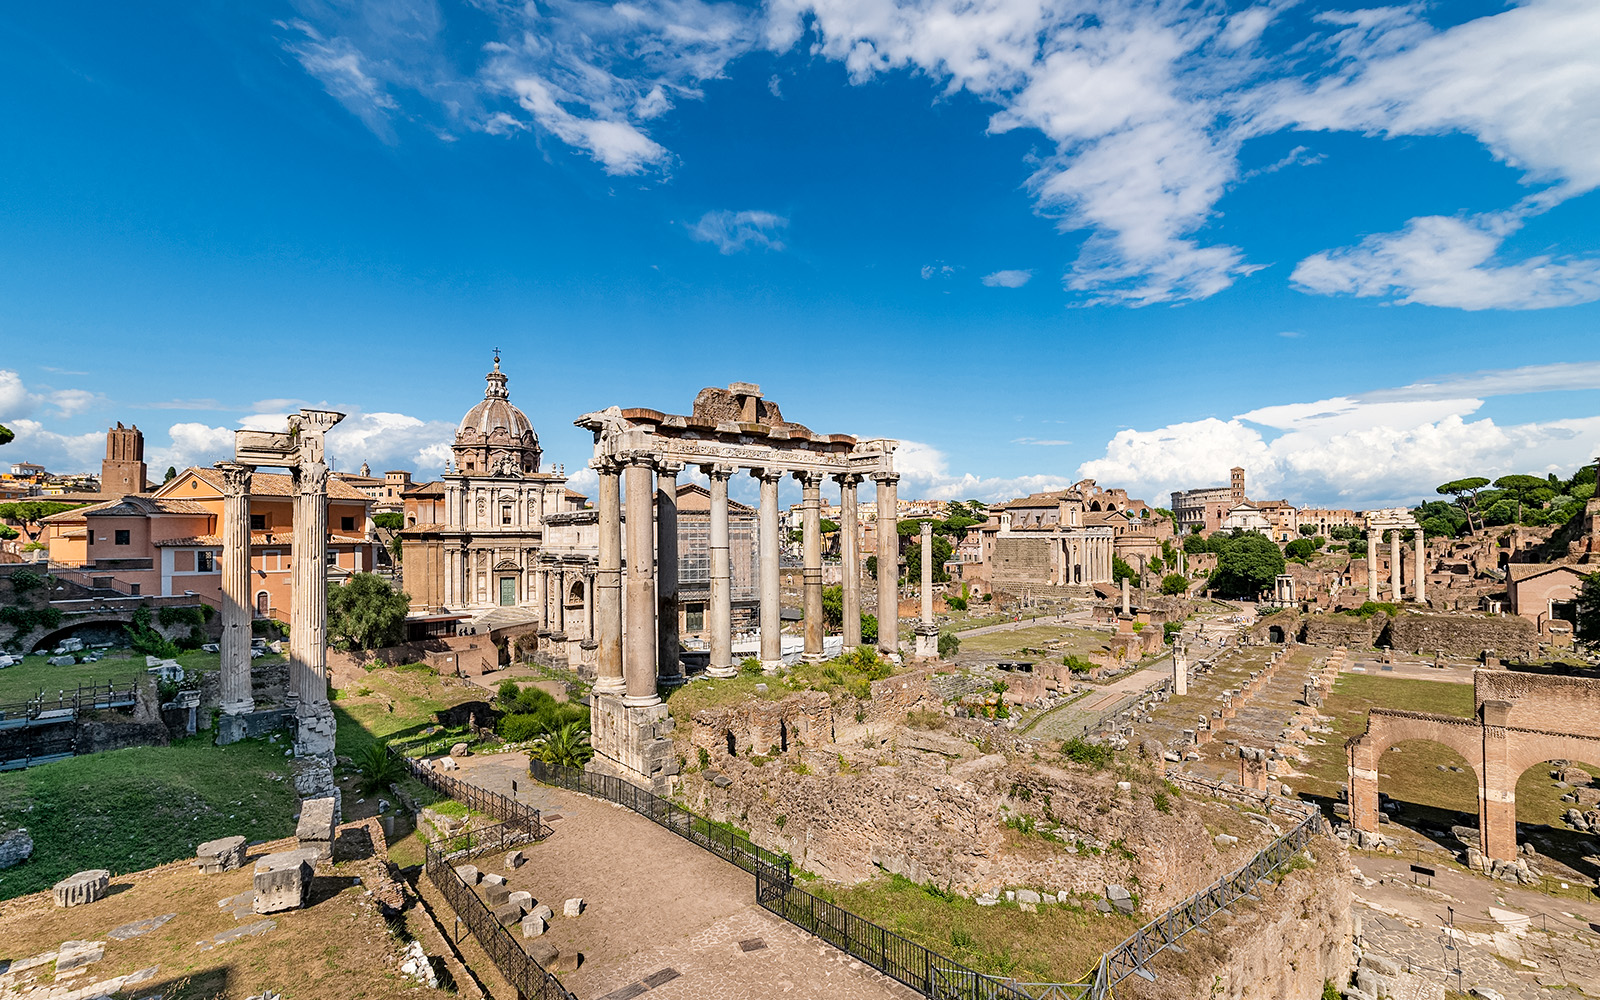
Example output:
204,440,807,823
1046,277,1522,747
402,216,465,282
1362,507,1425,602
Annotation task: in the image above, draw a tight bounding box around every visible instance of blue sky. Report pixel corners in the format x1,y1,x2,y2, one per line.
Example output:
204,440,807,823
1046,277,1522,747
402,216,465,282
2,0,1598,510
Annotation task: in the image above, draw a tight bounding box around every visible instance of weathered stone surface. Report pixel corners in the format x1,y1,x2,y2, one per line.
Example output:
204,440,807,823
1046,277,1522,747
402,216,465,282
528,941,560,967
1359,954,1401,977
252,849,317,913
493,901,523,926
196,835,248,874
55,939,105,972
53,869,110,908
454,864,481,885
508,890,533,912
531,903,554,922
451,742,470,757
296,796,337,857
108,913,176,941
521,913,547,938
481,872,507,886
563,897,584,917
485,884,512,908
505,849,525,869
1015,889,1040,904
0,828,33,870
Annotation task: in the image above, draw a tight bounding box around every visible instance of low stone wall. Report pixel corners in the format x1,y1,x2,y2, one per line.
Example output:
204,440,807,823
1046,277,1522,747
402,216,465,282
1117,835,1352,1000
327,634,498,678
1387,610,1536,660
689,691,834,760
1300,614,1378,648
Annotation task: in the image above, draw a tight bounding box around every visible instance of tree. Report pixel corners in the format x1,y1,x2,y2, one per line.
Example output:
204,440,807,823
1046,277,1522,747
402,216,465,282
1576,572,1600,650
163,466,178,483
865,554,877,579
0,525,15,541
327,572,409,650
822,584,844,630
1111,555,1137,585
905,535,953,583
1493,474,1553,523
820,518,840,536
897,519,923,537
1284,538,1317,561
388,535,403,564
1211,533,1285,599
858,613,879,645
0,501,88,544
1160,573,1190,596
0,424,12,447
372,511,404,531
1437,477,1491,533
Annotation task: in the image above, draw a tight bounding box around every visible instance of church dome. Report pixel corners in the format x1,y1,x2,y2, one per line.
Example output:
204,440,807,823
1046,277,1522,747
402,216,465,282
452,355,541,475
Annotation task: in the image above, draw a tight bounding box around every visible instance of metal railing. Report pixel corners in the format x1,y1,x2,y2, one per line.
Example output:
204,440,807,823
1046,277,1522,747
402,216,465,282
389,746,542,832
424,823,576,1000
528,759,790,882
0,678,139,724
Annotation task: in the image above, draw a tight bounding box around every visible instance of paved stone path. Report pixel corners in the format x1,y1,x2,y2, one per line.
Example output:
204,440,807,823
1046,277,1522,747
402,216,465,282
453,753,918,1000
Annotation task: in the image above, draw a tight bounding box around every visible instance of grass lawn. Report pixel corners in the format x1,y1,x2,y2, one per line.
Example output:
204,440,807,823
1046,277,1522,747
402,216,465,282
329,661,489,758
0,647,288,705
0,737,298,901
811,875,1140,984
957,625,1109,660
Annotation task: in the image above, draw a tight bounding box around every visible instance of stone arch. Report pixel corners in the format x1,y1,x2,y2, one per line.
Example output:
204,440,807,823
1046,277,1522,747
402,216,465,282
1268,625,1285,643
1349,709,1486,850
1493,736,1600,866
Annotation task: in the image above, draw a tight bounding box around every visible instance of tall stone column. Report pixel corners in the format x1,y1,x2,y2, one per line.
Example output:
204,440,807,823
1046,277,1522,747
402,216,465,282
755,468,784,673
1390,529,1402,603
656,461,684,688
797,472,825,661
554,567,567,635
837,474,862,649
289,449,335,754
705,465,736,678
218,463,255,718
915,520,939,659
873,473,900,657
594,460,624,695
1413,528,1426,605
584,573,595,642
1366,530,1380,600
622,455,659,707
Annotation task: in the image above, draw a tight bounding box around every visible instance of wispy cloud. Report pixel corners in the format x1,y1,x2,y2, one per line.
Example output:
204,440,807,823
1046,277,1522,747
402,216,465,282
688,210,788,254
136,398,229,411
982,269,1033,288
1012,437,1071,446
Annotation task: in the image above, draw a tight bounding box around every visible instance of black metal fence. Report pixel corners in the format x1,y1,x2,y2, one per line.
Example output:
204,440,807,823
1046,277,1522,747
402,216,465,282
388,746,543,832
424,823,576,1000
528,759,790,881
0,677,139,723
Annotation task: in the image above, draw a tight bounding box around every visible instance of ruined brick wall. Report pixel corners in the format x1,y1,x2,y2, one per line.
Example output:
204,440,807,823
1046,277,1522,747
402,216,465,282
1387,611,1536,659
1300,615,1377,648
689,691,835,760
865,668,936,722
991,536,1051,589
1118,836,1351,1000
1477,670,1600,734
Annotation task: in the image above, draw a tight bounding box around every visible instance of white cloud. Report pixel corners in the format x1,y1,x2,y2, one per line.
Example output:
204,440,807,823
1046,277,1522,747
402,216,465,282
148,423,239,474
0,369,104,421
0,419,105,474
1077,376,1600,508
281,19,401,140
892,439,1075,502
1012,437,1071,446
1364,362,1600,402
1290,212,1600,310
688,209,788,254
981,269,1033,288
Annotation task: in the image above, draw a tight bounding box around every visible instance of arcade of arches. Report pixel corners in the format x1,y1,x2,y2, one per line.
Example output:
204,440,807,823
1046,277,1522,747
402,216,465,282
1349,669,1600,862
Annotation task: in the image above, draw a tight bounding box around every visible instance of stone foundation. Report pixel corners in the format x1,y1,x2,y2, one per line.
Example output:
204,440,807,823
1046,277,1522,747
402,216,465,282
215,707,292,746
1386,610,1537,660
589,693,678,793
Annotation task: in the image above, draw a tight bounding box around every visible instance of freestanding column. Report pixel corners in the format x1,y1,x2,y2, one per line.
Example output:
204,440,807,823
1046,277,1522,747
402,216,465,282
622,455,660,707
218,463,255,717
837,474,862,649
874,473,900,657
798,472,825,661
290,461,330,711
914,520,939,659
1366,530,1380,600
656,461,684,688
705,465,736,678
1413,528,1426,605
755,469,784,673
1173,644,1188,696
1390,529,1402,603
594,460,624,695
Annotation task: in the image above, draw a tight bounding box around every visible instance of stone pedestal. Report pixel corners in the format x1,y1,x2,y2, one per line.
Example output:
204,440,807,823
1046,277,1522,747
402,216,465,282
296,796,337,859
52,869,109,907
253,849,318,913
196,836,247,874
216,707,292,746
914,623,940,660
588,693,678,793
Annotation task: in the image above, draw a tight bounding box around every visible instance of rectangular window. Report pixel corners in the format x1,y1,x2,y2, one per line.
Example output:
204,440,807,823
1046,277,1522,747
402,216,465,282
129,583,140,596
114,529,130,546
250,514,266,530
341,516,355,531
326,549,338,566
501,505,512,525
685,602,705,632
196,551,215,572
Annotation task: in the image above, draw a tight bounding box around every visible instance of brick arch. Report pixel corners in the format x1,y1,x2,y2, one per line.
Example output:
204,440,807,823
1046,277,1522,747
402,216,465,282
1348,709,1486,851
1486,734,1600,861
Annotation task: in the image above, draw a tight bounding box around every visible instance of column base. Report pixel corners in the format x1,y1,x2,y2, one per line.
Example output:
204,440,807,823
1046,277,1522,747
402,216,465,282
656,674,687,691
914,623,941,660
221,698,256,718
589,693,678,795
621,693,662,709
760,659,784,676
801,651,828,663
705,666,738,679
593,677,627,696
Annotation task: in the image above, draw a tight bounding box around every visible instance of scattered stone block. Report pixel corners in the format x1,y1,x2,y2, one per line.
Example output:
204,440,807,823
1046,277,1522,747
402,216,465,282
53,869,110,908
55,939,105,972
454,864,481,885
296,797,337,858
1214,834,1238,848
1360,954,1401,977
107,913,175,940
451,742,470,757
252,849,318,913
563,897,584,917
0,829,33,870
481,872,507,886
436,756,458,771
522,913,547,938
47,655,75,666
1015,889,1040,905
1040,893,1057,905
485,884,512,908
531,903,554,922
508,890,533,912
505,849,525,869
493,901,523,926
196,835,248,874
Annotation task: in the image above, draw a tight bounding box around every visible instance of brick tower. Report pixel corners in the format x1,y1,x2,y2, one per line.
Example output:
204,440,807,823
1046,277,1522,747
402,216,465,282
101,422,148,496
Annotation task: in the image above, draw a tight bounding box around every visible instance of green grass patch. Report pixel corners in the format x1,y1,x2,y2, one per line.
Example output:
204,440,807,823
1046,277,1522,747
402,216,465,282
957,626,1108,659
812,874,1137,983
0,738,297,900
329,663,486,759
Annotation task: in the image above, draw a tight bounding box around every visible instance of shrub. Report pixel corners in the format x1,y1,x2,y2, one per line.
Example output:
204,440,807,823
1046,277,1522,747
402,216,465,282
124,605,179,659
494,681,587,741
1061,737,1112,769
357,742,404,793
1160,573,1190,596
1162,622,1182,644
938,631,960,658
740,656,764,676
531,721,593,768
1062,654,1094,674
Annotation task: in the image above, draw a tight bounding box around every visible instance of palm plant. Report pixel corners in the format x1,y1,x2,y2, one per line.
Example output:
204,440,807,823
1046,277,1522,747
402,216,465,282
357,741,404,793
531,721,593,768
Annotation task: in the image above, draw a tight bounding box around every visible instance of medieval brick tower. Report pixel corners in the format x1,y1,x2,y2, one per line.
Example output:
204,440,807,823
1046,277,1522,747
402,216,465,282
101,422,147,496
1230,466,1245,505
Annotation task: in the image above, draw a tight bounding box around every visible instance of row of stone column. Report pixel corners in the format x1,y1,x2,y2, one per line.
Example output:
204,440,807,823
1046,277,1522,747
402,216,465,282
590,456,899,707
534,563,595,642
1366,527,1426,603
1055,534,1113,586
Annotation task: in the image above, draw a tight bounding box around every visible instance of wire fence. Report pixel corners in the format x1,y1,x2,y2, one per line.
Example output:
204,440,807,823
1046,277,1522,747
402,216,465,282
424,823,577,1000
528,759,791,882
387,746,543,833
